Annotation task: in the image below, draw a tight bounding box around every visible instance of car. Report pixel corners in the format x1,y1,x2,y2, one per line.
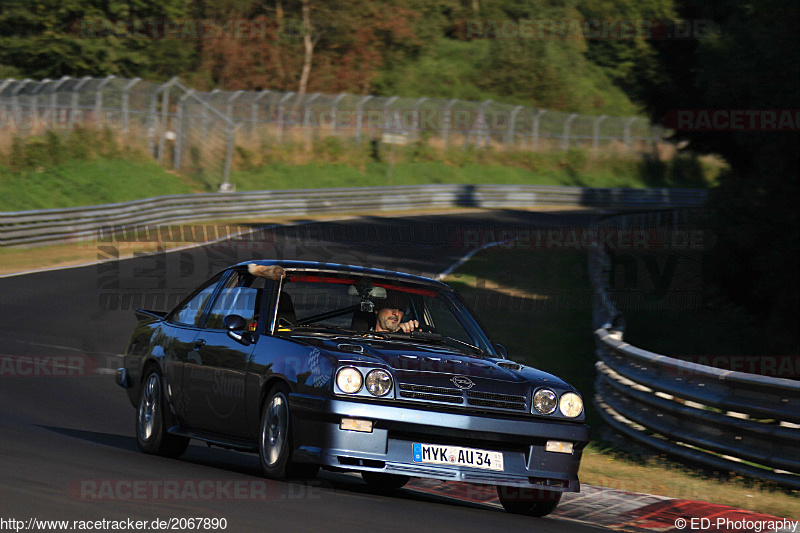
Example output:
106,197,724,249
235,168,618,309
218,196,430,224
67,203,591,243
117,260,590,516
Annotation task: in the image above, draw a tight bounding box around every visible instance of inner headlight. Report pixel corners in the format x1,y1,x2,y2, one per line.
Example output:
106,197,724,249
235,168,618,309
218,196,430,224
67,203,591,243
559,392,583,418
336,367,363,394
365,369,393,397
533,388,558,415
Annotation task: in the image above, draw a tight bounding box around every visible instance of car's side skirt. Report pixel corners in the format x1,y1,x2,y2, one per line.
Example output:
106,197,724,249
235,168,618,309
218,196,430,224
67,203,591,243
167,426,258,452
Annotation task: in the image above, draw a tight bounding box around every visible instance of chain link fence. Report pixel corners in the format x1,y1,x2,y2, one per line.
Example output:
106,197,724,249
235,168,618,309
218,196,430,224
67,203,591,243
1,76,670,187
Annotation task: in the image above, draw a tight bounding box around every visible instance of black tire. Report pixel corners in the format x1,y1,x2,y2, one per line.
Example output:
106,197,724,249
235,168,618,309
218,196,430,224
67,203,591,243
259,384,319,479
361,471,410,490
496,485,562,517
136,367,189,458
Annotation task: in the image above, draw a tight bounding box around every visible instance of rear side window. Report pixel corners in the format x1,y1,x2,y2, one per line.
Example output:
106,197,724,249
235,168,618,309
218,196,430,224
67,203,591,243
170,282,220,327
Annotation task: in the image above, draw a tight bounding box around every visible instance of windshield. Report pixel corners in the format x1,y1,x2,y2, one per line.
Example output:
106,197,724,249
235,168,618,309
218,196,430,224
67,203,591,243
273,271,496,356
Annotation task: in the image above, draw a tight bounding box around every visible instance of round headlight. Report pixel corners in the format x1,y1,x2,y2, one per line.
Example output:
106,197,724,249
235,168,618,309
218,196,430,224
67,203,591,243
365,369,393,397
533,388,557,415
559,392,583,418
336,367,363,394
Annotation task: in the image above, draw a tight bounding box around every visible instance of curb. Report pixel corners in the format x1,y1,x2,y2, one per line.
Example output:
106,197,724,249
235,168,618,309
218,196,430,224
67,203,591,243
404,479,798,532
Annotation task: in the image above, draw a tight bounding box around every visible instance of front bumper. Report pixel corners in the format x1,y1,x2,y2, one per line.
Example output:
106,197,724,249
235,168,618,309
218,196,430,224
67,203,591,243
290,395,590,492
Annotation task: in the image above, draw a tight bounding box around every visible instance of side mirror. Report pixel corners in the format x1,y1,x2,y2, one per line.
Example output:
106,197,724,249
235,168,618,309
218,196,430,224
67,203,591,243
492,342,508,359
224,314,252,346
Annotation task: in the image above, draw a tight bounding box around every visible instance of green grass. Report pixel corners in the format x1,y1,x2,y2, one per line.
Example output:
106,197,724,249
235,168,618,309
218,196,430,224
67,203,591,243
0,129,719,211
0,158,196,211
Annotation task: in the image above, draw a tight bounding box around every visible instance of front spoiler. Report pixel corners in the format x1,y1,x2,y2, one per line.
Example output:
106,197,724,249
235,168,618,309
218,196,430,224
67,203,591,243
291,395,589,492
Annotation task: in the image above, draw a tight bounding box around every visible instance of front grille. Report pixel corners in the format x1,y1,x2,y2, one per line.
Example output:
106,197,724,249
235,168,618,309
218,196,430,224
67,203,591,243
466,390,527,411
398,383,463,404
397,382,527,412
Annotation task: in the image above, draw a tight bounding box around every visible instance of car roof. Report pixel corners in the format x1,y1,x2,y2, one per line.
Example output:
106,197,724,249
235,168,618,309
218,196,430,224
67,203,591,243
234,260,452,289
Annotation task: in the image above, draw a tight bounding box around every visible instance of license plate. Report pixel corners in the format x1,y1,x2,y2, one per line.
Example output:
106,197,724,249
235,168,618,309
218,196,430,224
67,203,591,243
412,443,504,471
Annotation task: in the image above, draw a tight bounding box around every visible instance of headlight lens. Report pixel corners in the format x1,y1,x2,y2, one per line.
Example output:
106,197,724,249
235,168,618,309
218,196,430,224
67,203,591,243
336,367,363,394
559,392,583,418
365,369,393,397
533,388,558,415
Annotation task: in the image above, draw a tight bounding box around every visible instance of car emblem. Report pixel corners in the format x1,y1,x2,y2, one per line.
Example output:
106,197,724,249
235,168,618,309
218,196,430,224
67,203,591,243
451,375,474,389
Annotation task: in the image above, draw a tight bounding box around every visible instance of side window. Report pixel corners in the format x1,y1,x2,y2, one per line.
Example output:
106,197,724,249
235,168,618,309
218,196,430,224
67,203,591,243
205,269,270,330
169,274,223,327
426,295,472,344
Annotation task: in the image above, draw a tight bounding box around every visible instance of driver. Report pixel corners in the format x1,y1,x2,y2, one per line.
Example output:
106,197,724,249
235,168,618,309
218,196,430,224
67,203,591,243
374,291,419,333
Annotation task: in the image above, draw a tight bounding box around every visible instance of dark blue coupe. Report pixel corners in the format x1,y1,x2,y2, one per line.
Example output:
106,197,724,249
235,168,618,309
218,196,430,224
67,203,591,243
117,260,589,516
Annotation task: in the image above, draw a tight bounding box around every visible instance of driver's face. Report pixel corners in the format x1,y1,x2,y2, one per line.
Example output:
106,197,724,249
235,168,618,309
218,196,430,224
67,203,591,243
375,307,404,332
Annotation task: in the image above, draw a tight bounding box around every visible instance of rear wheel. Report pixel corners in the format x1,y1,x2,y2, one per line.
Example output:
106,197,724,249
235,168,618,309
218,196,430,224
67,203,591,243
496,485,562,517
259,384,319,479
136,367,189,458
361,471,410,490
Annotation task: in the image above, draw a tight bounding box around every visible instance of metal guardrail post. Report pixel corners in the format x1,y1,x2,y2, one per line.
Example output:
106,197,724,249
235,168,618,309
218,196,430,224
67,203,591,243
94,75,115,129
355,95,372,143
561,113,578,150
592,115,607,151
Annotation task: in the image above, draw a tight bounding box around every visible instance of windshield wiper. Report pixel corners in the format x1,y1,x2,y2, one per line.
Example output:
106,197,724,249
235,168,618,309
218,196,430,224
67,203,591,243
364,331,484,357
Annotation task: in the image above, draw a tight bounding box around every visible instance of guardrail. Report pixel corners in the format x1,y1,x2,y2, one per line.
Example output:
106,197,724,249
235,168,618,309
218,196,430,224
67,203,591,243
0,184,706,247
589,210,800,488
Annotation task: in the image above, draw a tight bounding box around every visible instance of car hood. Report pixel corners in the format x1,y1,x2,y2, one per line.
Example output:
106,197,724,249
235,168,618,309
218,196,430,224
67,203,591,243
311,336,571,391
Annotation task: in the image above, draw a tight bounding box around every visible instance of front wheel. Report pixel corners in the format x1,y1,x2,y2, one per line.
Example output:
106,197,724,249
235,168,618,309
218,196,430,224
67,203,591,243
259,384,319,479
496,485,562,517
136,367,189,458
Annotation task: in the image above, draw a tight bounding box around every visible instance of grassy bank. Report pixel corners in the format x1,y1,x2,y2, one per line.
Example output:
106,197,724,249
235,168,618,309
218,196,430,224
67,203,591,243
0,129,721,212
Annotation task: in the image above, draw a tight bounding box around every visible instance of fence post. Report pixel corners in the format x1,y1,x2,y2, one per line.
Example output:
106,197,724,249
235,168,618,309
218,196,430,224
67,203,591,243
507,105,523,146
442,98,458,148
331,93,347,134
412,97,427,140
201,89,219,141
10,80,32,129
226,90,244,124
174,89,194,170
277,92,295,144
469,99,492,148
355,95,372,143
121,78,140,135
70,76,92,129
561,113,577,150
30,79,51,130
531,109,545,151
94,75,115,130
303,92,321,142
48,76,71,128
251,90,270,134
156,79,176,164
592,115,607,151
381,96,399,136
624,116,637,150
221,123,238,191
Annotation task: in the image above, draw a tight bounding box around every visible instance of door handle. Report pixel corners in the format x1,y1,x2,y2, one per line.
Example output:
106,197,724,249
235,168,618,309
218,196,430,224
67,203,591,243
193,339,206,349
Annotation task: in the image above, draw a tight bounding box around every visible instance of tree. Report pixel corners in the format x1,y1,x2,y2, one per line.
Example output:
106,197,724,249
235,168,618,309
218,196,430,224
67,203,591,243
642,0,800,351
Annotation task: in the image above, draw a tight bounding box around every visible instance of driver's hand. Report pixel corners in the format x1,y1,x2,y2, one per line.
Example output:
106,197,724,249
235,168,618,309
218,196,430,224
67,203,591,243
398,320,419,333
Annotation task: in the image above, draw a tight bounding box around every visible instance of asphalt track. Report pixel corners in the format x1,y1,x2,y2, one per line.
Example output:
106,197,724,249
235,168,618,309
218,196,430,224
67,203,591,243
0,209,615,532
